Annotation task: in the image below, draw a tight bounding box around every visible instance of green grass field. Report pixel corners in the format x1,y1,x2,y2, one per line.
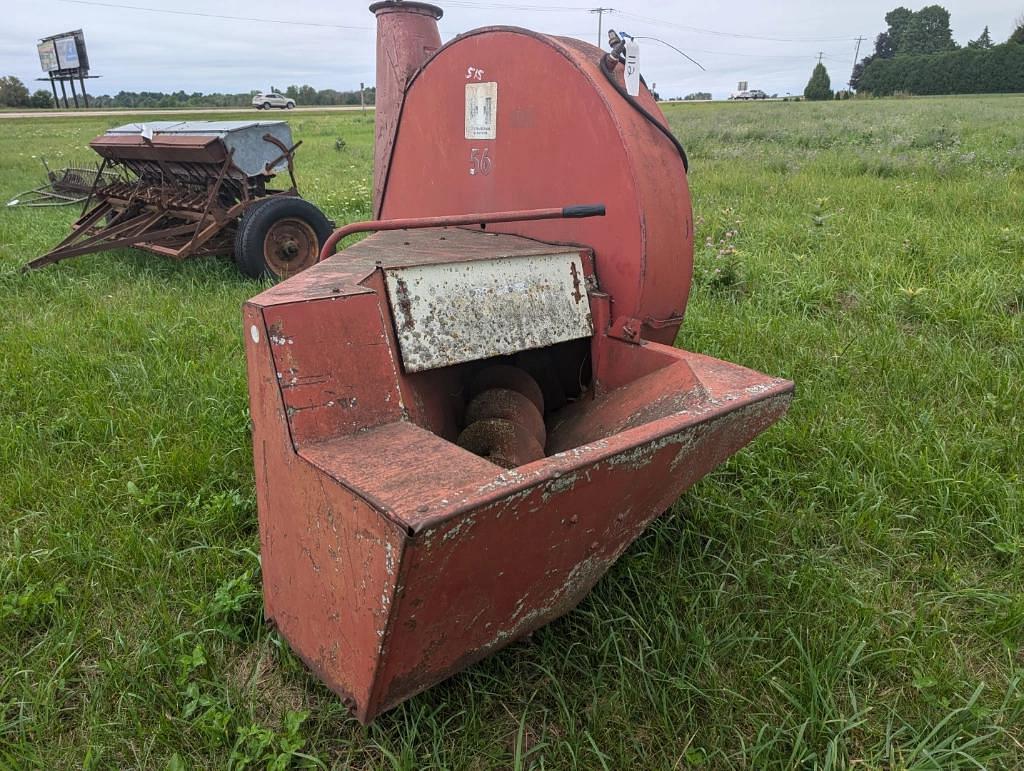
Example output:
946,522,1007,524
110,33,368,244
1,97,1022,769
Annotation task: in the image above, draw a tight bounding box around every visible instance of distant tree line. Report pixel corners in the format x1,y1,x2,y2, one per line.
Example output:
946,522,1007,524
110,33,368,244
0,78,373,109
279,84,374,106
851,6,1024,95
89,85,374,109
858,43,1024,96
0,76,52,107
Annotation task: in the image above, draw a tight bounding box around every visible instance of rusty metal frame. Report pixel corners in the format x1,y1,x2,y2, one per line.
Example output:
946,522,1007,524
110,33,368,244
261,133,303,190
25,134,303,272
6,158,121,209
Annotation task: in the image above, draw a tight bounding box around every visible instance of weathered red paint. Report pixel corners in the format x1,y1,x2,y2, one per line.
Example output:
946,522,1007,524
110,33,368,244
244,229,793,722
370,0,443,218
242,4,793,723
378,27,692,345
89,132,228,168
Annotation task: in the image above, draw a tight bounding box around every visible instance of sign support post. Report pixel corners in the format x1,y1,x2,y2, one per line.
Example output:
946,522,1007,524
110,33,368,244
35,29,97,111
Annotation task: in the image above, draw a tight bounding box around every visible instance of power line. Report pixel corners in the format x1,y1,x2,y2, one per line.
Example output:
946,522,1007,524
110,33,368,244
444,1,592,10
630,37,704,71
51,0,856,72
435,0,861,45
54,0,372,30
615,10,859,43
654,60,832,87
686,47,833,60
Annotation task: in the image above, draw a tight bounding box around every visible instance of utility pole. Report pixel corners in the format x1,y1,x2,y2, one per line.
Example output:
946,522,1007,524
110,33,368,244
849,36,865,89
589,8,614,48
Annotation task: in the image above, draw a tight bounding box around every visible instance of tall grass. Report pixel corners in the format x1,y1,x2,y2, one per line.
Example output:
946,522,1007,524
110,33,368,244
1,97,1021,768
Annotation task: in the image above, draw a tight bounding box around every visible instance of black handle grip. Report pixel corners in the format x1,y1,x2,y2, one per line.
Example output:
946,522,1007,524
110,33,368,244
561,204,606,219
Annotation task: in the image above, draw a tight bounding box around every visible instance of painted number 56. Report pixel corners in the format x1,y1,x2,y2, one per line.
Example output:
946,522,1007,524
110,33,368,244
469,147,492,176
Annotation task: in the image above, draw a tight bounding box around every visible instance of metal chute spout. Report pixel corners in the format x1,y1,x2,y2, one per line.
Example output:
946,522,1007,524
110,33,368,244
369,1,443,217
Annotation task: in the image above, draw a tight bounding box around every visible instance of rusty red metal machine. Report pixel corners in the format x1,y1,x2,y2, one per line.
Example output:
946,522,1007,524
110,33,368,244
243,1,794,723
6,157,121,208
25,121,331,278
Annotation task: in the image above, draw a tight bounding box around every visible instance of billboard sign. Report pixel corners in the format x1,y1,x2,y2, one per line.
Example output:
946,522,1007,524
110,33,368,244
54,35,80,69
38,30,89,74
37,40,58,72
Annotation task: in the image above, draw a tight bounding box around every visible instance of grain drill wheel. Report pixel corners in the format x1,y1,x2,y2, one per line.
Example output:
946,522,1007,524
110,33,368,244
234,197,333,279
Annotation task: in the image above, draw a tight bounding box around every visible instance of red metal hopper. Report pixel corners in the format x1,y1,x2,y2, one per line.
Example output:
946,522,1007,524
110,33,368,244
243,1,793,723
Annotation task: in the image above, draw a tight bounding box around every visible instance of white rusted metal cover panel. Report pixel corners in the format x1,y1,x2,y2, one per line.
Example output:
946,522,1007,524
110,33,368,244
384,252,593,373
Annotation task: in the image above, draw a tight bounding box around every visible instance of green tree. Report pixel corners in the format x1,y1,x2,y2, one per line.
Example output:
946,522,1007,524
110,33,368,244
967,26,994,48
855,5,960,89
859,9,914,89
804,62,834,100
900,5,958,55
873,31,896,58
850,56,875,90
883,7,915,53
0,75,31,107
859,43,1024,95
1010,14,1024,44
28,89,53,108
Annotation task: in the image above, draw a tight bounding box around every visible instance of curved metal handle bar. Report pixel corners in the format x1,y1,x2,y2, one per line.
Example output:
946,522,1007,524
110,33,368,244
318,204,605,262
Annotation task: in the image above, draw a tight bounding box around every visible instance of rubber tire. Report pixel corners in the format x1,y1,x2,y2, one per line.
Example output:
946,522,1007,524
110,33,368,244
286,102,295,109
233,197,333,279
262,102,271,110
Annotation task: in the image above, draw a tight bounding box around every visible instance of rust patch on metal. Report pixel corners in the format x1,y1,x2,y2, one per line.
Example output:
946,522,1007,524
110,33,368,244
569,261,583,303
393,276,416,331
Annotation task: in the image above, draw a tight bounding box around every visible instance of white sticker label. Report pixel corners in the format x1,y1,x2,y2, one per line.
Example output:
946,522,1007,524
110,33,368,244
624,40,641,96
465,82,498,140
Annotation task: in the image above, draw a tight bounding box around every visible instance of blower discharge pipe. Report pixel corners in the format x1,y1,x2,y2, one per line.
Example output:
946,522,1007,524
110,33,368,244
369,0,444,216
318,204,606,261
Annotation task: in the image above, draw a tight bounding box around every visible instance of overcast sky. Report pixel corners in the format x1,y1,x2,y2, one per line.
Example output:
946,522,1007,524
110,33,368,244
1,0,1021,99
